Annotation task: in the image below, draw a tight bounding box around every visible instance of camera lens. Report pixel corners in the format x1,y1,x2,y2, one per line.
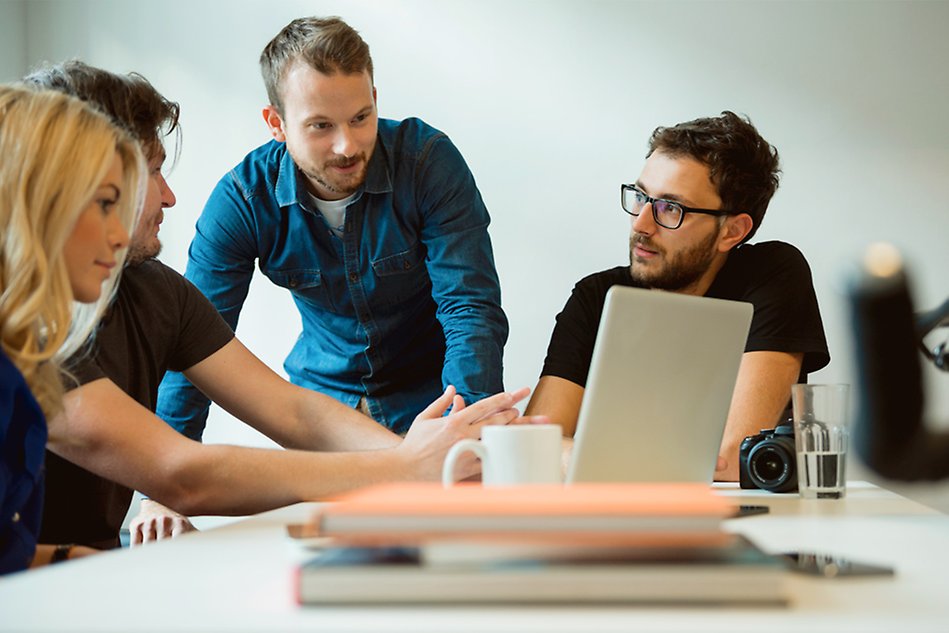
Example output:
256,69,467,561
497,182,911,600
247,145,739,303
752,448,788,482
748,438,797,493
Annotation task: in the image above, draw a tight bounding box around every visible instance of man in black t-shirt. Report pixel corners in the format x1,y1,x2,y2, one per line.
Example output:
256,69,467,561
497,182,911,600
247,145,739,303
30,62,535,550
525,112,829,481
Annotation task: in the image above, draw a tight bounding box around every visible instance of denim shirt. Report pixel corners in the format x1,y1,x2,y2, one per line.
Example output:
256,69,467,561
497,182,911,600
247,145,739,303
1,349,46,575
156,118,508,436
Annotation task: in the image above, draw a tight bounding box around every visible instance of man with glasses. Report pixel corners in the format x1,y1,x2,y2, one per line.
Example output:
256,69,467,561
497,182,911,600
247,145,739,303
525,111,829,480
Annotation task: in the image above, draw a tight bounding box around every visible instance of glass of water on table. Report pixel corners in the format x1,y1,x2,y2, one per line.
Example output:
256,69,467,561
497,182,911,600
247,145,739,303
791,384,850,499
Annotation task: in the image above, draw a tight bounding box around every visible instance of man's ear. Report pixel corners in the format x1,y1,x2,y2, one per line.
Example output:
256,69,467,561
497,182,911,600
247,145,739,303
718,213,754,252
262,105,287,143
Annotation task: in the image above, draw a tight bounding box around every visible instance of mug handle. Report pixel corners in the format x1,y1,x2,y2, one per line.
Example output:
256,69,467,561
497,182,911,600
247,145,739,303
442,439,487,487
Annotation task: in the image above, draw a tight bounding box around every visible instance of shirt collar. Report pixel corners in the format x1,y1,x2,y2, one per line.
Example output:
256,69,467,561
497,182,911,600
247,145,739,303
275,146,300,208
274,127,394,209
363,133,393,195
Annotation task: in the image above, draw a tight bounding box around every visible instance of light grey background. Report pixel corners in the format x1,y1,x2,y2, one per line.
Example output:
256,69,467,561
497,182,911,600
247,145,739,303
3,0,949,509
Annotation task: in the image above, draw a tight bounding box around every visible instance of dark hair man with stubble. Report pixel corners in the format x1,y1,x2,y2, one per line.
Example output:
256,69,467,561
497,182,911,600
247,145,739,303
526,112,830,481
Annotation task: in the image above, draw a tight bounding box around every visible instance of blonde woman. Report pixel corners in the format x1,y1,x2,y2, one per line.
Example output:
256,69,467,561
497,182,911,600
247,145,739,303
0,85,143,574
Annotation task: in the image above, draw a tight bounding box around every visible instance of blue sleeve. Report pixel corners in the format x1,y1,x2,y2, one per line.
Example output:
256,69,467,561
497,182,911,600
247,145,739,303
415,135,509,404
156,172,258,440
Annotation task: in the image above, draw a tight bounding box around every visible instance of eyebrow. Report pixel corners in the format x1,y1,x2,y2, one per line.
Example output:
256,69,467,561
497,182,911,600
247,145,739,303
98,184,122,199
634,181,694,206
303,104,374,125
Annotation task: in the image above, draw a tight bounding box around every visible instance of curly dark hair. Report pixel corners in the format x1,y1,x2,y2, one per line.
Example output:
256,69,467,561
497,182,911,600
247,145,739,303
23,60,180,163
647,111,780,243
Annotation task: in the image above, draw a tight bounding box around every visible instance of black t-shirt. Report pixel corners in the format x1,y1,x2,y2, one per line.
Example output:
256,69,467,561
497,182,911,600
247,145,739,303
41,260,234,549
541,241,830,387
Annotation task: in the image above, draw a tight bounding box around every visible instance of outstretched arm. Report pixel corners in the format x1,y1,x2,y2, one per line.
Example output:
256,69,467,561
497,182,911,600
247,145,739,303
48,379,534,516
183,338,400,452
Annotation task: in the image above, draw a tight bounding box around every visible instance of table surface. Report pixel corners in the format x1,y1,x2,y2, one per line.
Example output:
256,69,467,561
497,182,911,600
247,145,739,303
2,481,948,632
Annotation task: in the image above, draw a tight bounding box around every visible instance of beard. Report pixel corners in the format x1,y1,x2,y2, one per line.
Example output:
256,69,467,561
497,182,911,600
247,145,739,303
301,153,369,198
629,229,719,292
126,238,161,267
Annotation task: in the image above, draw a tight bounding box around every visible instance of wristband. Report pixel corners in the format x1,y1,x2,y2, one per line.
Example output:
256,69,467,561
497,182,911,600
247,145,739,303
50,543,74,564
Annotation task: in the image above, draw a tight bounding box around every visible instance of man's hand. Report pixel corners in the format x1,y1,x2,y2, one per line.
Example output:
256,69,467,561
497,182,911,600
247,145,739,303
398,385,548,481
129,499,198,546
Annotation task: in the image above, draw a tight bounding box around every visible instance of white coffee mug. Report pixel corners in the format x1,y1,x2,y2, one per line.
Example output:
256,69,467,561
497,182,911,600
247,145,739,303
441,424,563,487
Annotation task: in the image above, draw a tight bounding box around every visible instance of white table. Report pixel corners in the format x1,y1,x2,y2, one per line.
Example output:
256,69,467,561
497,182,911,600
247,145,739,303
1,482,948,632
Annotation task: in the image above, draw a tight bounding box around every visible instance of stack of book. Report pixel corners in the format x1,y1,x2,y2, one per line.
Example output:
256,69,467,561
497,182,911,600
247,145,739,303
294,482,788,606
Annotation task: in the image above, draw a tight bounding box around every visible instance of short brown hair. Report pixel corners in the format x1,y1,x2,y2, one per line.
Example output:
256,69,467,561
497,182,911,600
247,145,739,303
260,16,373,113
23,60,180,162
647,111,780,244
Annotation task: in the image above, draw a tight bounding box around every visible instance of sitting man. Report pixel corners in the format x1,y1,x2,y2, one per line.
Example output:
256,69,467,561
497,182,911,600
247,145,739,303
525,111,829,480
27,61,536,551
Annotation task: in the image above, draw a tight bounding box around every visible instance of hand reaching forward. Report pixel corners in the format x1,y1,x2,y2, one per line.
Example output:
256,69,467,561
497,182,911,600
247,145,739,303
129,498,198,546
397,385,549,481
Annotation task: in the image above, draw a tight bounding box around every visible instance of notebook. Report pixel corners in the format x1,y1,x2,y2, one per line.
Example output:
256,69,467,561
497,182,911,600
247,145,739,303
303,481,733,542
567,286,753,483
297,534,787,606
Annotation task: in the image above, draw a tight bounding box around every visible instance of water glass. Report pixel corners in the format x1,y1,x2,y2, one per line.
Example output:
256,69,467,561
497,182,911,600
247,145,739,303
791,384,849,499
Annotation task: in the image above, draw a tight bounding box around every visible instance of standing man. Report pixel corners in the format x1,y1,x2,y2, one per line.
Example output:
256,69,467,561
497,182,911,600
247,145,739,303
157,16,508,438
525,112,830,480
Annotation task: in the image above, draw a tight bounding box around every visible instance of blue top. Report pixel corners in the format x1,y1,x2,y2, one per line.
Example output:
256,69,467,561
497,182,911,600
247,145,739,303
1,348,47,575
157,117,508,436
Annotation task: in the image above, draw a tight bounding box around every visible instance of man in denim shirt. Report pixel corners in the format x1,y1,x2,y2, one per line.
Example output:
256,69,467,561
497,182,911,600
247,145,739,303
157,17,508,437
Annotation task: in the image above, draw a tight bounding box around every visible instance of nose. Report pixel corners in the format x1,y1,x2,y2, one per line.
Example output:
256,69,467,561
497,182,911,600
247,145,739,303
108,211,130,252
159,173,176,208
631,201,657,235
332,126,356,157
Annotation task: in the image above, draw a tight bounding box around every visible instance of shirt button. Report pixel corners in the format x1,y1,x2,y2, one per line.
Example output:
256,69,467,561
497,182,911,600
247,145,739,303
289,279,298,288
349,272,358,283
12,512,20,523
403,260,411,270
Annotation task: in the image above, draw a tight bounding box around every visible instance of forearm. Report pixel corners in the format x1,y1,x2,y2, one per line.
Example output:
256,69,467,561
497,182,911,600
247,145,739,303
30,544,98,567
51,378,413,517
284,387,401,451
524,376,585,437
161,442,411,515
185,339,401,452
439,303,508,401
716,351,803,481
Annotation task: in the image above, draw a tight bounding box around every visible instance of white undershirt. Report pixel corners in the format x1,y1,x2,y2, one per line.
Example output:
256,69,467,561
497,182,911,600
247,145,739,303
309,192,356,238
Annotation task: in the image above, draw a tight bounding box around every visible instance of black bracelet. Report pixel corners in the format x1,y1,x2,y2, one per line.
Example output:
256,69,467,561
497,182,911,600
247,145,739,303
50,543,74,564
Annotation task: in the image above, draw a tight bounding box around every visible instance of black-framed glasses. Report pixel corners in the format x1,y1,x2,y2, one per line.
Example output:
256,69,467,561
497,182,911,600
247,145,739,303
620,183,734,230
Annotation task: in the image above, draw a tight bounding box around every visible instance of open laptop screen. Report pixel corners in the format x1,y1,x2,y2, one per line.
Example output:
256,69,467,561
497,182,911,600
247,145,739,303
567,286,753,483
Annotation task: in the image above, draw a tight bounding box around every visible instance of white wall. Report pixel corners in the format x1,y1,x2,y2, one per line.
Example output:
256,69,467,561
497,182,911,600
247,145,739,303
0,1,26,80
11,0,949,507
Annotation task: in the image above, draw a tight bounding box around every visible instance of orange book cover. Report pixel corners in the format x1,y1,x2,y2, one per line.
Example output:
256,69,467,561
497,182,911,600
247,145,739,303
323,482,731,517
306,482,733,540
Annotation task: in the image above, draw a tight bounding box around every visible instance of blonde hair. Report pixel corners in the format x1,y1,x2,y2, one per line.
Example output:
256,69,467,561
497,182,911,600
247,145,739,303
0,85,144,419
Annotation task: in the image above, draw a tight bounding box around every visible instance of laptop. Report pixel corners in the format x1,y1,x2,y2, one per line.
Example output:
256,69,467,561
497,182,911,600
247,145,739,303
567,286,753,483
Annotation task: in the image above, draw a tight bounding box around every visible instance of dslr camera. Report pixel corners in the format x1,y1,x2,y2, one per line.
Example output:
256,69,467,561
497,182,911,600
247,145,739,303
739,424,798,493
